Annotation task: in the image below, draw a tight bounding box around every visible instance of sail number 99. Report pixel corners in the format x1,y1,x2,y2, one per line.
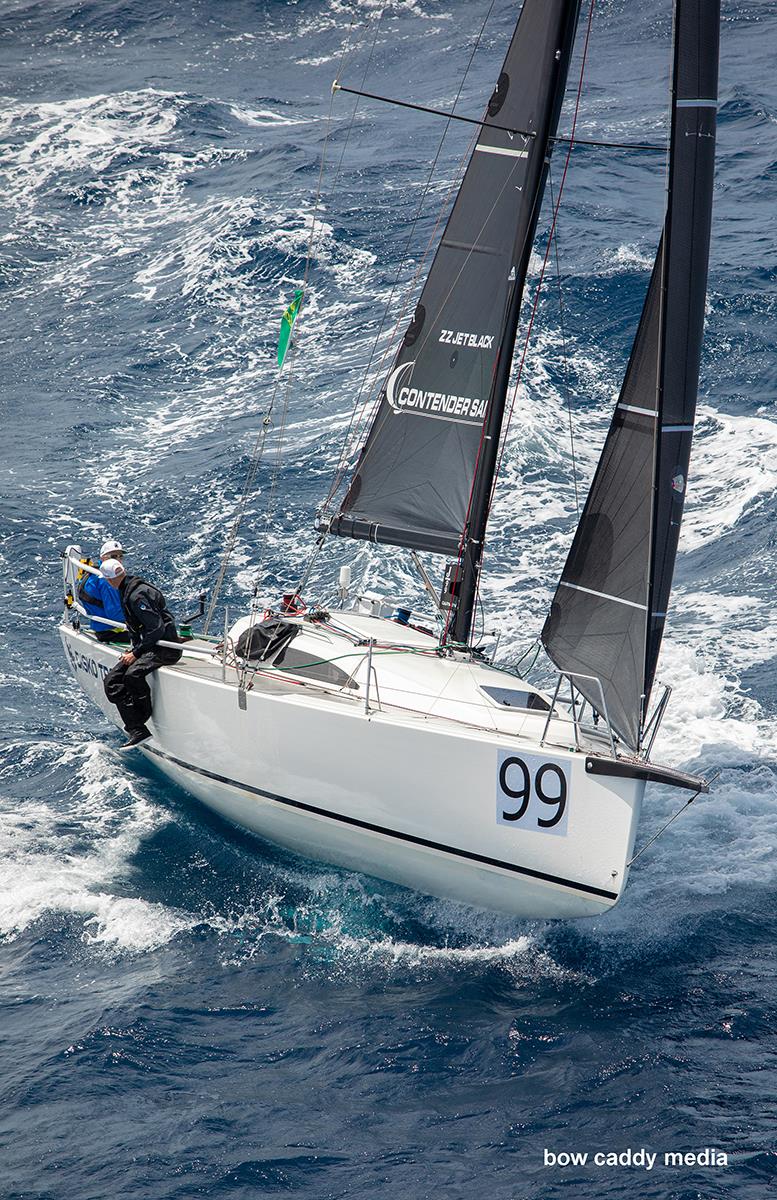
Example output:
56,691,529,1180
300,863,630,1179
496,750,570,837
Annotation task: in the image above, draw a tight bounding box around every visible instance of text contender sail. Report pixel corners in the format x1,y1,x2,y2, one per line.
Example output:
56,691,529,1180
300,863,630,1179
542,0,719,750
325,0,581,562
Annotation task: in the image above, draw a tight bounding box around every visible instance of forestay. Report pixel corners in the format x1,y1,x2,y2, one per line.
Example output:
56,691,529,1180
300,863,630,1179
542,0,719,750
325,0,582,557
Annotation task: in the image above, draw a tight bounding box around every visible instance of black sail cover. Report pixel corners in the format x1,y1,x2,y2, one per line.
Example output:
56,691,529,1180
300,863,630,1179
327,0,581,556
542,0,719,750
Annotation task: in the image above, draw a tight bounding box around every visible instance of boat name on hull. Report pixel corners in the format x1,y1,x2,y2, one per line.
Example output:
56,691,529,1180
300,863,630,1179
65,640,109,682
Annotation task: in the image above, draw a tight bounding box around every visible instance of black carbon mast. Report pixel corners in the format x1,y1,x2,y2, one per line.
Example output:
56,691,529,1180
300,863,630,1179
542,0,720,751
324,0,582,645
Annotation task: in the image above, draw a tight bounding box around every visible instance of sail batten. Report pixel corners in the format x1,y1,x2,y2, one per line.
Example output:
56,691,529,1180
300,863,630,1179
542,0,719,751
325,0,582,562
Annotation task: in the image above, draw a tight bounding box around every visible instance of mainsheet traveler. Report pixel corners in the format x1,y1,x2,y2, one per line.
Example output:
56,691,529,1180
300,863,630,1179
100,558,182,749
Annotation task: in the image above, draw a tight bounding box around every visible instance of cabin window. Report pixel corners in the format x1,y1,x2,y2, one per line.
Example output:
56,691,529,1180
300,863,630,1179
480,686,550,712
272,645,358,690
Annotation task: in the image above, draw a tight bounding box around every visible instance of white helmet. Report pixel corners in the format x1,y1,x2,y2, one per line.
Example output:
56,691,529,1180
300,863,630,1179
100,538,124,559
100,558,126,581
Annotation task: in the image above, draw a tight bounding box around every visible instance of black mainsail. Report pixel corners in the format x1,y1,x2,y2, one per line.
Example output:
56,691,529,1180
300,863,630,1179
325,0,582,585
542,0,719,751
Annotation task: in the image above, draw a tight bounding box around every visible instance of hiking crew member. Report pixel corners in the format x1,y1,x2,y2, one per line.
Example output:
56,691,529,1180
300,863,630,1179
78,538,130,643
100,558,182,749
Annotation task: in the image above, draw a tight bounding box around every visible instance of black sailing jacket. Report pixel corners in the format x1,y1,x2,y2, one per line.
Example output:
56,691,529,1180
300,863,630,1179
118,575,179,656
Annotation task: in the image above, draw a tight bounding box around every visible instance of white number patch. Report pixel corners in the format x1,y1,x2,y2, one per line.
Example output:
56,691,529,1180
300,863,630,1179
496,750,570,837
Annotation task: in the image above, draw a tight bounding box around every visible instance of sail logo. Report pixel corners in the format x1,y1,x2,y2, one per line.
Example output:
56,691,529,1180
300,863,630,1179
385,360,487,424
438,329,495,350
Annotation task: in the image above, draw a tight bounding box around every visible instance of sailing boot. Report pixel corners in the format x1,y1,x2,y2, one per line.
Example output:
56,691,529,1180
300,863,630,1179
120,725,152,750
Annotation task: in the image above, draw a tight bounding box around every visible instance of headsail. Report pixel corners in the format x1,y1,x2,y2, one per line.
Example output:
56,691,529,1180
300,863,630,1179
325,0,582,557
542,0,720,750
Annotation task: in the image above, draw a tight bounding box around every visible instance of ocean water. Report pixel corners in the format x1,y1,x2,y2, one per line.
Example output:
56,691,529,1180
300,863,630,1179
1,1,776,1197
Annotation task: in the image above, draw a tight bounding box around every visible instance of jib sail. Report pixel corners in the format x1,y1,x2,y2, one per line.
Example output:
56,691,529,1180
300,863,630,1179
542,0,719,750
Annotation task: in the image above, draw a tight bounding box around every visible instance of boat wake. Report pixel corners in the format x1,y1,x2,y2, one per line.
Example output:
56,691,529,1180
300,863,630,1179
0,728,579,975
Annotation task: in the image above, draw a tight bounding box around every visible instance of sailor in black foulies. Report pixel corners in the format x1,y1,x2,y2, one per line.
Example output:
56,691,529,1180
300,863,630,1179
100,558,182,749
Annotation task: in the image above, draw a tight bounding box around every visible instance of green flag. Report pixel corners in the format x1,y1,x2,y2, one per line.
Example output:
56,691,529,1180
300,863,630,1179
277,288,304,368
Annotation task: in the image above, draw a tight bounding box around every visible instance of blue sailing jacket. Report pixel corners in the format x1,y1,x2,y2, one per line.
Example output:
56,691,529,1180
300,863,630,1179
78,571,126,634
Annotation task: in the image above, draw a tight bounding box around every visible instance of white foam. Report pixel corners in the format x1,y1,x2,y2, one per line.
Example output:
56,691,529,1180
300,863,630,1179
207,873,584,984
1,90,180,199
597,242,655,274
324,930,572,982
227,103,313,128
0,741,194,952
682,406,777,549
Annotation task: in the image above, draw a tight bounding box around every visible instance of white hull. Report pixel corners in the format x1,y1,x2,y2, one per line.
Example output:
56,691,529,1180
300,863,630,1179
60,613,648,919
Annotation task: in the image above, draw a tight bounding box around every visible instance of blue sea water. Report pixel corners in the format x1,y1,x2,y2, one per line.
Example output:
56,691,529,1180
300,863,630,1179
1,1,776,1196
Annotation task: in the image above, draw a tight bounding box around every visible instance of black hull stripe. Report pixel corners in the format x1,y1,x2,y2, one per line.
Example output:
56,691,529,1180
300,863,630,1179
144,746,619,902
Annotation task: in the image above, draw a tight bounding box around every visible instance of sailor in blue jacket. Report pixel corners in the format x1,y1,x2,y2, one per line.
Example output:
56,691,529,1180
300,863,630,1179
78,538,130,642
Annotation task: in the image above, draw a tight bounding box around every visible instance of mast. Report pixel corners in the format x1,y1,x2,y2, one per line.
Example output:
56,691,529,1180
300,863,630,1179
324,0,582,598
448,1,579,645
643,0,720,716
541,0,719,750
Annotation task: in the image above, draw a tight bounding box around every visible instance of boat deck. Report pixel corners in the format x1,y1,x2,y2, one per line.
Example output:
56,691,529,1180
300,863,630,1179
81,612,615,758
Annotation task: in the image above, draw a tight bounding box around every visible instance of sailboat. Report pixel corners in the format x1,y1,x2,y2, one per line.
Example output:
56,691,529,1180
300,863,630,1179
60,0,719,919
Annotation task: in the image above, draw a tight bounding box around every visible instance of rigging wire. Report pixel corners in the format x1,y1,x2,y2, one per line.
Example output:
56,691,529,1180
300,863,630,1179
625,770,719,867
231,10,392,677
467,0,597,638
202,10,366,632
329,7,387,210
333,83,668,154
294,1,500,602
548,165,580,518
316,0,499,527
203,406,276,633
251,11,375,573
333,83,535,142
